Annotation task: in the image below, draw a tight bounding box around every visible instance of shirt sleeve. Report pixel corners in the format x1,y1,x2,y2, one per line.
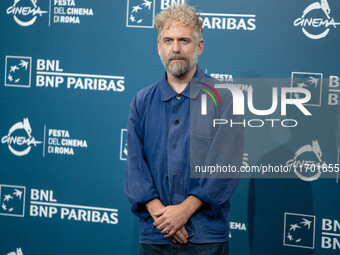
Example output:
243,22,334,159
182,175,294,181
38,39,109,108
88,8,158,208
124,95,160,219
188,95,244,218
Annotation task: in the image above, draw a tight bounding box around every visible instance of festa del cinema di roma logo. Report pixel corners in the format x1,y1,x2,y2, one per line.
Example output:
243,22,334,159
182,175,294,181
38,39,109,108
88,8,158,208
6,248,23,255
1,118,42,156
294,0,340,39
6,0,48,27
1,117,88,157
6,0,95,26
286,140,327,182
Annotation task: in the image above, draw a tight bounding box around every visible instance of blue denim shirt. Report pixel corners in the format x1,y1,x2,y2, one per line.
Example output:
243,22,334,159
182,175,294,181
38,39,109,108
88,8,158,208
125,66,243,244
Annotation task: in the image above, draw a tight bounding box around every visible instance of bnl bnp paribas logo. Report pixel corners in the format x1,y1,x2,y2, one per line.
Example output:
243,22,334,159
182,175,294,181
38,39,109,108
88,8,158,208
291,71,340,106
126,0,256,31
126,0,155,28
294,0,340,39
284,212,340,251
4,56,32,88
0,185,26,217
291,72,322,107
284,213,316,249
4,55,125,92
126,0,188,28
0,185,119,225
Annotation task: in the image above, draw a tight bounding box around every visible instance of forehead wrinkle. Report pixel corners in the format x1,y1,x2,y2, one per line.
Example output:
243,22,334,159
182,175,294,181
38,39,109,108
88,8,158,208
160,22,195,39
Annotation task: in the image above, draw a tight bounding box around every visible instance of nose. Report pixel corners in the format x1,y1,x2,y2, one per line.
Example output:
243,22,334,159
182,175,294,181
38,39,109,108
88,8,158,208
172,40,180,54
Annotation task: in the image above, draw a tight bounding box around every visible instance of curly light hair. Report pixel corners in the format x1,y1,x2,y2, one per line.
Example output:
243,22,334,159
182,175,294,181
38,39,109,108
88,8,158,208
154,4,203,43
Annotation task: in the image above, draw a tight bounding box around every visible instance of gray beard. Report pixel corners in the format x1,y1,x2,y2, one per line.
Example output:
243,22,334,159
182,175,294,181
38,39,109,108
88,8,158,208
160,51,198,78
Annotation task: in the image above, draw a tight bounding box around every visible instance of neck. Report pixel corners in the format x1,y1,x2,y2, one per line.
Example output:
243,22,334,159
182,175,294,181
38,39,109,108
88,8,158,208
166,65,197,94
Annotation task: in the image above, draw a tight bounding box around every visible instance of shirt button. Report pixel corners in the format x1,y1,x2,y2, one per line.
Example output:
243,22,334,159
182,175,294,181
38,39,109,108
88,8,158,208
176,94,181,100
174,120,180,125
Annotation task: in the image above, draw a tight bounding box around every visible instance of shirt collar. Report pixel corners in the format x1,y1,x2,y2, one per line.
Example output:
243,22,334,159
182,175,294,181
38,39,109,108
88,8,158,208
160,65,206,101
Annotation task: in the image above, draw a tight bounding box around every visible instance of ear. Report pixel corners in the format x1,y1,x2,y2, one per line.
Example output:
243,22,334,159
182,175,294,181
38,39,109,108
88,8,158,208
197,39,204,57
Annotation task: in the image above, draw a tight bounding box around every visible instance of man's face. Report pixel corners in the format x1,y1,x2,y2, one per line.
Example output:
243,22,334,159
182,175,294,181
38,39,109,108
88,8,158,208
158,21,204,78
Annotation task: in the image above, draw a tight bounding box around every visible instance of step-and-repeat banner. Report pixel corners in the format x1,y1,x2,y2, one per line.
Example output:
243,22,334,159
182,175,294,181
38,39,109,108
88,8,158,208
1,0,339,254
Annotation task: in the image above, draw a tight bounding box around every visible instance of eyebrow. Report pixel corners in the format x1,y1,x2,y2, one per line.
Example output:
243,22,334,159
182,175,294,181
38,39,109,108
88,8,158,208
162,37,191,41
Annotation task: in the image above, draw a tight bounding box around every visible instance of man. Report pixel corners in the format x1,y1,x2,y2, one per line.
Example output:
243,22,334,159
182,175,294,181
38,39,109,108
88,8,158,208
125,4,243,254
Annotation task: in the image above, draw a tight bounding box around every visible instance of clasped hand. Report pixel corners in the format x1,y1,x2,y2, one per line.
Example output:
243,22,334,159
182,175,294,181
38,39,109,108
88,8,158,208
153,204,191,243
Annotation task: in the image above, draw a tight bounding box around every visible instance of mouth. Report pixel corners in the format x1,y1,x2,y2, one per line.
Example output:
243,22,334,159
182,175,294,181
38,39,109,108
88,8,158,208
169,57,186,62
168,55,186,62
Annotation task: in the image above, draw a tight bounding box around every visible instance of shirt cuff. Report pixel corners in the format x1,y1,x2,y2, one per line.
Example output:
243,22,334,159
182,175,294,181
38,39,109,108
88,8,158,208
131,190,160,219
188,187,221,218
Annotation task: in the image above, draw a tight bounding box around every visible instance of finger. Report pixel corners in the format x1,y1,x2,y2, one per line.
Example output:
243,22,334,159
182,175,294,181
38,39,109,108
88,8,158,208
172,233,184,244
161,228,170,235
175,229,187,243
164,229,177,238
170,237,177,244
156,222,168,231
174,231,187,244
153,217,164,227
153,208,166,217
179,227,188,239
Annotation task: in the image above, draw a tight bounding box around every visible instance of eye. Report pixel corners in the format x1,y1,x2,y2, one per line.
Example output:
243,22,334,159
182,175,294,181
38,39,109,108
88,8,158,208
164,38,172,44
181,39,190,44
